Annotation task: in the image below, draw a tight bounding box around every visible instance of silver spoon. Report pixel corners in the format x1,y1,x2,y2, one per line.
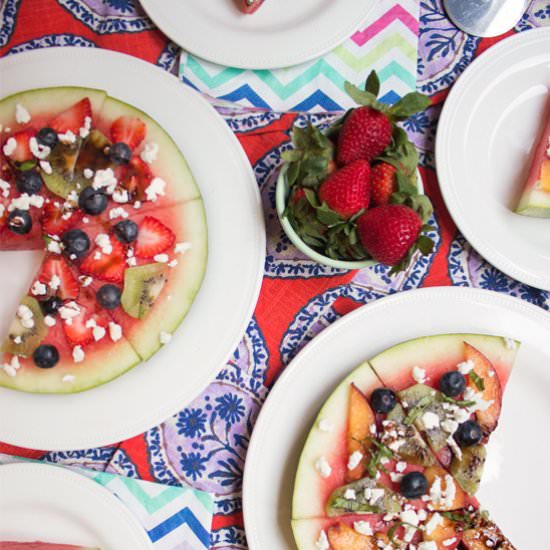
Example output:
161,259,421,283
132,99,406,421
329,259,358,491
443,0,529,37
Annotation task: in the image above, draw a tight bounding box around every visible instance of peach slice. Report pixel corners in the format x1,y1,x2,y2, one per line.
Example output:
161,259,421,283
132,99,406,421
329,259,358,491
346,384,375,481
464,343,502,435
327,523,377,550
423,513,461,549
541,158,550,192
424,466,466,511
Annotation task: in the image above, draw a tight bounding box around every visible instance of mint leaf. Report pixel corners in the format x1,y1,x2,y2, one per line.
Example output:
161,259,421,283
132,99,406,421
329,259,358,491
364,70,380,97
469,371,485,391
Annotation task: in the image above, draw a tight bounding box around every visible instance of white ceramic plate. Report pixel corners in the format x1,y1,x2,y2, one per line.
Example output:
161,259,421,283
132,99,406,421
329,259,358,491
0,462,152,549
140,0,380,70
436,28,550,290
0,47,265,450
242,287,550,549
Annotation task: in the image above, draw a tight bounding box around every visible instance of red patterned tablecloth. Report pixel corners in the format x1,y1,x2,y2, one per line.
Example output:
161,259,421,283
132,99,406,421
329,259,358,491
0,0,549,548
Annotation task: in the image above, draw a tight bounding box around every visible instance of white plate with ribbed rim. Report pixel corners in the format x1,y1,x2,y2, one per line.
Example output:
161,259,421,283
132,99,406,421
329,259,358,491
0,462,153,549
0,47,265,450
242,287,550,549
436,28,550,291
140,0,380,70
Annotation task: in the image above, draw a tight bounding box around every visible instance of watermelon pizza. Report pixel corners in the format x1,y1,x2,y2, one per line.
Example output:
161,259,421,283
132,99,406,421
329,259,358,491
0,87,207,394
292,334,519,549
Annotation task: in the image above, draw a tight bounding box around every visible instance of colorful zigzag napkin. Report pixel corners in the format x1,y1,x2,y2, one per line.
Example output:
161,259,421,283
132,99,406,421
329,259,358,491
179,0,420,111
0,454,213,550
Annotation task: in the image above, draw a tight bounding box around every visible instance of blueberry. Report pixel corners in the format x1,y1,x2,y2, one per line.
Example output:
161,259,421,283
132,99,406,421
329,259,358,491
7,209,32,234
108,142,132,165
113,219,138,244
16,170,43,195
399,471,428,499
454,420,483,448
62,228,90,258
370,388,397,414
40,296,63,315
96,284,121,310
78,186,108,216
36,127,59,148
439,371,467,397
33,344,59,369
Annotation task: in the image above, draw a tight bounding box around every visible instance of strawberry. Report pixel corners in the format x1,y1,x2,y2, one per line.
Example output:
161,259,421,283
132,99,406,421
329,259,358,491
41,202,82,236
49,98,92,134
3,129,35,163
337,106,392,165
37,255,79,300
134,216,175,259
110,116,146,150
371,162,397,206
117,156,153,198
292,187,306,205
318,160,371,218
79,235,126,283
235,0,265,14
357,204,422,266
62,305,106,346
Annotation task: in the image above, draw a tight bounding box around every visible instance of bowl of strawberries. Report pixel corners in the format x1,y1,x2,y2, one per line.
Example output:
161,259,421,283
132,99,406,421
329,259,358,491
277,72,434,272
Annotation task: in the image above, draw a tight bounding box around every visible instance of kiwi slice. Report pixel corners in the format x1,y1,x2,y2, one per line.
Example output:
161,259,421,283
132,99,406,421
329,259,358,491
1,296,47,357
326,477,402,517
41,141,81,199
72,129,112,187
121,263,167,319
450,444,486,495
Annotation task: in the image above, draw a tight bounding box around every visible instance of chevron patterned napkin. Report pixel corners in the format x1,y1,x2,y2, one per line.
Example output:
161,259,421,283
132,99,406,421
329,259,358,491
179,0,420,112
0,454,213,550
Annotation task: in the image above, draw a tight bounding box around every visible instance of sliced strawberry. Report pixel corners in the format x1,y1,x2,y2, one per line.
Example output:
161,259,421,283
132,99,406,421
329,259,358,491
37,255,79,300
134,216,176,259
41,202,82,236
110,116,146,150
49,98,92,134
79,235,126,283
62,305,106,346
117,156,153,199
2,129,35,163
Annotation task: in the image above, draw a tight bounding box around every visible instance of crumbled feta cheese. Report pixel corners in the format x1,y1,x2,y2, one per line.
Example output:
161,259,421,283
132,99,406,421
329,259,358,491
441,419,458,434
58,130,77,144
109,322,122,342
457,360,474,374
93,251,102,260
463,387,494,413
154,253,169,263
79,275,93,287
167,259,178,268
504,337,517,350
13,336,22,344
317,418,333,432
31,280,47,296
133,201,142,209
4,127,11,133
421,411,440,430
109,207,129,220
344,489,356,500
315,530,329,550
3,364,16,377
315,456,332,478
3,137,17,157
17,304,33,320
92,168,117,194
400,509,420,542
0,178,10,197
29,136,50,159
15,103,31,124
160,331,172,344
82,216,90,224
59,301,80,325
412,365,427,383
0,204,4,219
79,116,92,139
442,474,456,508
175,242,192,254
83,168,94,179
49,274,61,290
9,193,44,211
367,488,384,504
47,239,62,254
44,315,56,327
112,188,129,203
353,521,373,536
126,256,137,266
347,450,363,471
39,160,52,174
140,142,159,164
425,512,443,535
447,434,463,460
395,461,407,473
145,176,166,201
442,537,457,547
62,374,76,383
72,345,85,363
390,472,403,482
95,233,113,255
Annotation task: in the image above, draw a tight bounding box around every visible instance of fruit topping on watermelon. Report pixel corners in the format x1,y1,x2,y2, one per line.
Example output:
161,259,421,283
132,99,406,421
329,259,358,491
134,215,175,259
79,233,126,283
49,98,92,136
36,255,79,301
110,116,146,151
2,129,35,165
41,201,82,236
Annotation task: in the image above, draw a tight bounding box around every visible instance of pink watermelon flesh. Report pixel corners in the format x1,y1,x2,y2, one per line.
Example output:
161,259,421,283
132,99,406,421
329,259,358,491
0,544,99,549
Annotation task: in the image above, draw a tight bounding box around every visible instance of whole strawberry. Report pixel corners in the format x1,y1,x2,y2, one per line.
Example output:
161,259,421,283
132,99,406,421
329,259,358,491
318,160,370,218
357,204,422,265
337,106,392,166
371,162,397,206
